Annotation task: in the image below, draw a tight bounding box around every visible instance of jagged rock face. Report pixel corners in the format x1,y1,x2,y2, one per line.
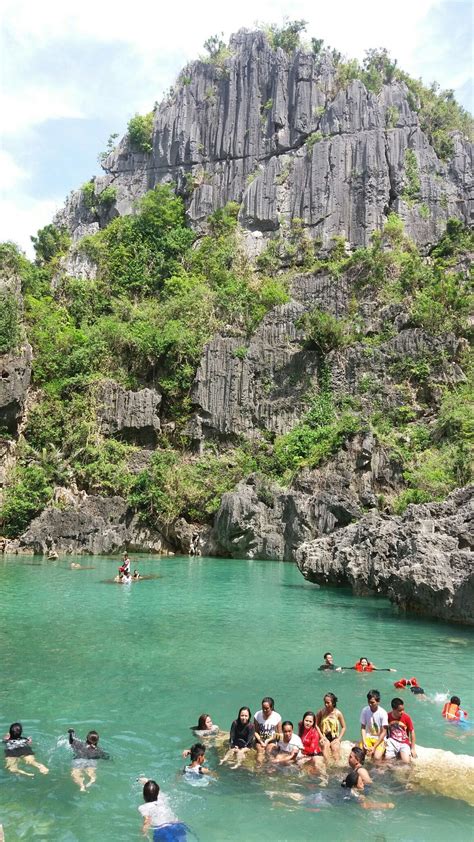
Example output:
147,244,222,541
209,432,402,561
17,494,169,555
0,343,32,436
296,486,474,624
56,30,472,251
96,380,162,445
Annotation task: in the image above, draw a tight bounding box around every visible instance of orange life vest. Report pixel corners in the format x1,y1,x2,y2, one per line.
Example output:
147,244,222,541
354,662,374,672
442,702,466,721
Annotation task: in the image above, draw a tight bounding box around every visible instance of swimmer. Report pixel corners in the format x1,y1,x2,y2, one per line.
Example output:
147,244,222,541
318,652,342,672
68,728,109,791
341,746,394,810
360,690,388,761
384,698,417,763
220,706,255,769
269,721,304,765
342,657,396,672
254,697,283,754
70,562,82,569
183,743,215,780
316,693,346,764
114,571,124,583
133,569,141,580
191,714,219,738
442,696,468,722
3,723,49,777
138,779,189,840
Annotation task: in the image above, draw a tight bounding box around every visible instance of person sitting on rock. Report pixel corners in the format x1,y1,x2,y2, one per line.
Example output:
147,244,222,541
379,698,417,763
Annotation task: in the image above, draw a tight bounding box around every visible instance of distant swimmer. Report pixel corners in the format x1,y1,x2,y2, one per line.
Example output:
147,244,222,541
68,728,109,791
133,569,141,580
318,652,342,672
138,779,190,841
341,657,396,672
3,723,49,777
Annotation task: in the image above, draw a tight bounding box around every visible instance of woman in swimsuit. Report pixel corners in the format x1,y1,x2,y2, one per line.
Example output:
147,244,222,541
316,693,346,764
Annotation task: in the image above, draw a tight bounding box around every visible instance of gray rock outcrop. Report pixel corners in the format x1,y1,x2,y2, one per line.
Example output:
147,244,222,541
209,431,402,561
96,380,161,444
296,486,474,624
55,30,472,251
18,493,170,555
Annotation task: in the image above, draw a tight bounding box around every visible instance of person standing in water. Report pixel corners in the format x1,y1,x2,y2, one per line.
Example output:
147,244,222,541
3,723,49,777
68,728,110,791
316,693,346,763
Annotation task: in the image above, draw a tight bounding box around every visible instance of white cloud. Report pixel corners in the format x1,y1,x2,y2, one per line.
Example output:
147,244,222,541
0,150,29,191
0,195,62,258
0,87,84,137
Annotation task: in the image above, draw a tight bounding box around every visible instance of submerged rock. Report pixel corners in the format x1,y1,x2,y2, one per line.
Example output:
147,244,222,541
296,486,474,624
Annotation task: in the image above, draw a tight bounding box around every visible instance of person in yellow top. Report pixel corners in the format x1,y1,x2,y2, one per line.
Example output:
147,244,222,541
316,693,346,763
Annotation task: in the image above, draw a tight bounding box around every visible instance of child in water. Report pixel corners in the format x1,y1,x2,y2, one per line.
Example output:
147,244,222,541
68,728,110,791
183,743,215,783
3,723,49,777
442,696,468,721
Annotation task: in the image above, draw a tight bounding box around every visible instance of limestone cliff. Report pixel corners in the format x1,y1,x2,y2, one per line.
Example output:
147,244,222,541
56,30,472,257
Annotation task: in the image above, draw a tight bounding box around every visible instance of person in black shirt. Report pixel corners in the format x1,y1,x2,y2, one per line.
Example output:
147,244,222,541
318,652,342,672
68,728,109,791
219,707,255,769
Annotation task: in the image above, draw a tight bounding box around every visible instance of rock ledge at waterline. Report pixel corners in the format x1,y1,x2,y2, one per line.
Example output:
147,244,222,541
296,486,474,624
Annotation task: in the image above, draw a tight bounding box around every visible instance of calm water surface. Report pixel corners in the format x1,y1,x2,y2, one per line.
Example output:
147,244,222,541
1,554,473,841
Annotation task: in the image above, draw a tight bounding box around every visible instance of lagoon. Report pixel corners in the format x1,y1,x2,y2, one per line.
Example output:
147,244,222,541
1,554,473,841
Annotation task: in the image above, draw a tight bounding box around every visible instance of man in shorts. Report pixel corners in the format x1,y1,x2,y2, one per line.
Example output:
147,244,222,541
360,690,388,761
385,698,417,764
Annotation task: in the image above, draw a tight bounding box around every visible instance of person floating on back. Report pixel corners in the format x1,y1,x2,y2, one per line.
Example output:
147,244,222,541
138,779,189,841
442,696,468,722
3,723,49,777
341,657,396,672
68,728,110,791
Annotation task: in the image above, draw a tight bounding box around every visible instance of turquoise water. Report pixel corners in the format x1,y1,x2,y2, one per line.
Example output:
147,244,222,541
1,554,473,842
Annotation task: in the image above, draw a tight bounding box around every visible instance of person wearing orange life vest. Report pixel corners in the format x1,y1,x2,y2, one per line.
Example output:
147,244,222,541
442,696,468,721
341,657,396,672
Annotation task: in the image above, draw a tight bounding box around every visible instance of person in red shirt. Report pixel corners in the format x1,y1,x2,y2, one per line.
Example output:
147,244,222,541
297,711,324,770
384,697,417,763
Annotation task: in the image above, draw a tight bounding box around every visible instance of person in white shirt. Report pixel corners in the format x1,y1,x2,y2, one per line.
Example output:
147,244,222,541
138,779,189,839
360,690,388,761
254,697,282,754
270,721,304,765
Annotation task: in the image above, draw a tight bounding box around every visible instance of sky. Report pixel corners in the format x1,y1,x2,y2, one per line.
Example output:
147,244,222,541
1,0,472,257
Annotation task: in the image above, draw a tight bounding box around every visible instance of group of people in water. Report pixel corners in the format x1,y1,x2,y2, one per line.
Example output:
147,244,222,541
5,649,468,841
113,552,141,584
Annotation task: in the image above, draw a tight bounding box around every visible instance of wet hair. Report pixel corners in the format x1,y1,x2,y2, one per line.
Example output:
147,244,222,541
238,706,251,721
341,768,359,789
450,695,461,705
143,780,160,802
324,693,338,706
261,697,274,710
282,721,293,730
350,746,366,764
196,714,211,730
359,657,369,664
324,652,332,659
86,731,99,746
298,712,316,737
367,690,380,702
9,723,22,740
391,697,404,710
190,743,206,762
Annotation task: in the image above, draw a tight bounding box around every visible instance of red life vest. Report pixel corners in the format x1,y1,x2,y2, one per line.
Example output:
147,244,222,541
354,662,374,672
